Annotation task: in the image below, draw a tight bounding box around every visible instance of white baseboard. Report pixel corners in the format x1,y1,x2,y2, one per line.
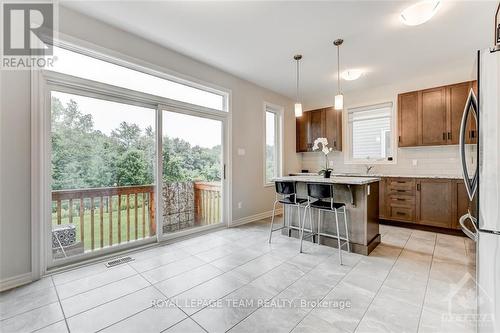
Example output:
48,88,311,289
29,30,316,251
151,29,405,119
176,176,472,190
230,208,283,227
0,272,32,292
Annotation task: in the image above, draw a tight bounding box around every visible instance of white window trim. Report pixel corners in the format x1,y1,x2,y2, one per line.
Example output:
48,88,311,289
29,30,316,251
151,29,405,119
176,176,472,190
343,101,398,165
51,33,231,113
263,102,284,187
30,36,234,277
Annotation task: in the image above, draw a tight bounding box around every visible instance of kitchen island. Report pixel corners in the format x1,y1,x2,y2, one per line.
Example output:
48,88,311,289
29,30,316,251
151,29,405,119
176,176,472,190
273,175,381,255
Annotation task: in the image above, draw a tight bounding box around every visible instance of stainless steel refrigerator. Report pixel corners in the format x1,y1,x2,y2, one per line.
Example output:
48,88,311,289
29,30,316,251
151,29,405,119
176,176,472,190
459,47,500,333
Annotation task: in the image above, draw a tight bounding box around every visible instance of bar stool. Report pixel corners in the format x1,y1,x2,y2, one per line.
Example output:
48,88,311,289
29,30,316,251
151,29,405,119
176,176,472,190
300,183,350,264
268,181,308,243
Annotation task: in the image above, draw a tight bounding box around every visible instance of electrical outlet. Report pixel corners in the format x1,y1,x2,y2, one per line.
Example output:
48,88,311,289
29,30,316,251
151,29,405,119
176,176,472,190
237,148,245,156
412,159,418,167
237,202,242,209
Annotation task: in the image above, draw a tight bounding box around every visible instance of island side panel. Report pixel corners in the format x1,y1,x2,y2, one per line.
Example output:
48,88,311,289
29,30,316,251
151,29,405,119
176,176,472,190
366,181,380,249
281,181,380,255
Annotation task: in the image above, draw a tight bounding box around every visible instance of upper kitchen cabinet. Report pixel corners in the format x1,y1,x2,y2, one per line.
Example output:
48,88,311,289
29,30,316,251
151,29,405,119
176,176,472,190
296,107,342,152
421,87,447,145
448,81,476,145
398,92,419,147
296,111,310,152
325,107,342,151
397,80,477,147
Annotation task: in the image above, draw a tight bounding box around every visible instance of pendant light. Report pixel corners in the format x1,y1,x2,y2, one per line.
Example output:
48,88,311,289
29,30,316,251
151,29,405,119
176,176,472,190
293,54,303,117
334,39,344,110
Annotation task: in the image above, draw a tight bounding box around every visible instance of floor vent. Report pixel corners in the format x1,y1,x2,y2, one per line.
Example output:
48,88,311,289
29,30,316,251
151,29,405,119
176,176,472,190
105,256,135,268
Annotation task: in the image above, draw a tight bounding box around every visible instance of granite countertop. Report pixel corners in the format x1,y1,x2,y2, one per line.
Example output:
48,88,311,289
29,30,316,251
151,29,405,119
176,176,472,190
289,173,463,179
274,175,381,185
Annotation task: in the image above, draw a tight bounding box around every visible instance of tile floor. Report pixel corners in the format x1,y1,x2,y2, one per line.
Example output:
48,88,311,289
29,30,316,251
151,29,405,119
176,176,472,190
0,218,476,333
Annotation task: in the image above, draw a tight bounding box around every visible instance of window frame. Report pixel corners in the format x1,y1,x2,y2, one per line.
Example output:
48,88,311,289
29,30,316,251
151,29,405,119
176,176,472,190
48,37,231,113
263,102,284,187
344,101,397,165
31,36,233,276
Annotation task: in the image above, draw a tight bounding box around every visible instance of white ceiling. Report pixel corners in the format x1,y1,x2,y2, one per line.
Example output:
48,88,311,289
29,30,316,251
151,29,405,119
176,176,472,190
61,1,496,109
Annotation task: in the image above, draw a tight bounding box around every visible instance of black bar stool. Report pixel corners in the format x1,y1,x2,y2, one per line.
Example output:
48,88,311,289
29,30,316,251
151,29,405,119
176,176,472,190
268,181,308,243
300,183,350,264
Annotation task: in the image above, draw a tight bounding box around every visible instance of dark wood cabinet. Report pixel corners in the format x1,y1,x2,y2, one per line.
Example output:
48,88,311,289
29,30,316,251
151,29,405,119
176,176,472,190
448,82,472,145
309,109,325,146
416,179,453,228
296,107,342,152
296,112,310,152
379,177,471,232
420,87,448,145
325,107,342,150
453,180,470,229
379,178,388,219
398,81,477,147
386,178,416,223
398,92,419,147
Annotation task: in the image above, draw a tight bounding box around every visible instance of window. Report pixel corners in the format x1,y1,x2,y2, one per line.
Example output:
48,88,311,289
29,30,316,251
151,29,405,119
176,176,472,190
347,102,395,163
264,103,283,185
47,46,227,111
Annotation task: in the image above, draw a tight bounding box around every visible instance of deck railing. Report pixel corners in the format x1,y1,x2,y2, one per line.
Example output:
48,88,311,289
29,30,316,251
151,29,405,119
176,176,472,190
194,181,222,225
51,181,221,254
52,185,155,251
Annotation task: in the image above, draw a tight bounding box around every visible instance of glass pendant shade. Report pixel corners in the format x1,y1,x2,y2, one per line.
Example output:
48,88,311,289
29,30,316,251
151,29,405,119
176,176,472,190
334,94,344,110
294,103,303,117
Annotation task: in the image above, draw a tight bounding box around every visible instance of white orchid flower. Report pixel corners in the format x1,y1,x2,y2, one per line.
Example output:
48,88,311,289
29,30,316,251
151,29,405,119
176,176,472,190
313,137,329,151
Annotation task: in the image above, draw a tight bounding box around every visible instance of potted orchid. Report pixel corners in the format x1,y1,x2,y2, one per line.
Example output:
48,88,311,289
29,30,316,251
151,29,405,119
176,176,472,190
313,137,333,178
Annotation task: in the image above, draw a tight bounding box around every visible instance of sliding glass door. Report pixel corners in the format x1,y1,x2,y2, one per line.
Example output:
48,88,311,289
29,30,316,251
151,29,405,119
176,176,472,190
49,90,157,265
160,108,225,237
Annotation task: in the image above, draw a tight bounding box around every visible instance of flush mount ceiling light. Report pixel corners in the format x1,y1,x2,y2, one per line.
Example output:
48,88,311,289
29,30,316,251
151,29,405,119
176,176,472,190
342,69,363,81
293,54,303,117
400,0,441,26
333,39,344,111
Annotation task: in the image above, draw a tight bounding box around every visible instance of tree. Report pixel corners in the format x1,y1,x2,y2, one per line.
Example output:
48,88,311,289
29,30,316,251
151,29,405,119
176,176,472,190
116,150,149,186
111,122,141,151
51,96,221,190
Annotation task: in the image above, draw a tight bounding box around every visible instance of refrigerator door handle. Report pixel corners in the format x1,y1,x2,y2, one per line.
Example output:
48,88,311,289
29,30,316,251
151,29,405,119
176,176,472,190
459,212,478,242
459,88,479,201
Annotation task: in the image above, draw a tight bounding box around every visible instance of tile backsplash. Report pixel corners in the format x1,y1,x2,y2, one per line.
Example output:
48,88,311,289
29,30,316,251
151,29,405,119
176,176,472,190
300,145,476,177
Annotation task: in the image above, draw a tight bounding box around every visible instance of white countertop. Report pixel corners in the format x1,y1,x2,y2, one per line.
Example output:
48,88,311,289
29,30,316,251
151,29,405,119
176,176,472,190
289,173,463,180
274,175,381,185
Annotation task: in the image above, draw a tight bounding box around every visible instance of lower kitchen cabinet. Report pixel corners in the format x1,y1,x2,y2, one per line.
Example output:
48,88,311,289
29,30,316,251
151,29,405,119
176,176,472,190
416,179,453,228
379,177,469,232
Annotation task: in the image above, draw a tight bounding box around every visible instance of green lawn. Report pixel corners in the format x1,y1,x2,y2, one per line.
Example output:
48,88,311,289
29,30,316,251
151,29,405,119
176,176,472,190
52,199,154,251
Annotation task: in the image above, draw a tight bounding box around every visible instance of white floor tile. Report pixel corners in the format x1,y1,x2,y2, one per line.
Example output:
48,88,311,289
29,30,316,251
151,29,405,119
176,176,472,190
0,302,63,333
61,274,149,317
66,286,163,333
100,304,187,333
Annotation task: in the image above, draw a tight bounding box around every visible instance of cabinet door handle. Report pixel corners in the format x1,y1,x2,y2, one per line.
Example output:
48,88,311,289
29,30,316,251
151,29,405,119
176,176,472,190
398,136,401,143
397,198,405,201
471,130,475,139
448,132,452,140
417,183,421,191
396,212,406,216
442,132,446,141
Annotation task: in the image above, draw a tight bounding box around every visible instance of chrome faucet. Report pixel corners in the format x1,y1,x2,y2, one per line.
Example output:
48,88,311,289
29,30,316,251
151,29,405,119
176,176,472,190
365,165,374,174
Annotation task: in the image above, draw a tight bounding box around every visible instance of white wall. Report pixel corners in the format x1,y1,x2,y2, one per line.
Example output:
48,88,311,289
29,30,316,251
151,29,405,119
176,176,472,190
0,7,301,284
301,65,477,176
